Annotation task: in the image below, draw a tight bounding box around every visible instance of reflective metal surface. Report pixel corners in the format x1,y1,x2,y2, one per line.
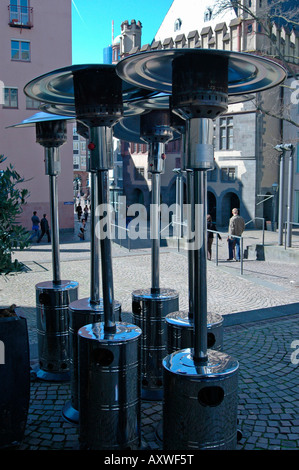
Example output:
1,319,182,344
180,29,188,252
8,112,80,382
116,49,286,95
23,63,161,106
186,118,214,169
166,311,223,353
132,288,179,400
6,111,73,127
35,280,79,381
62,297,122,424
78,322,142,450
163,348,239,450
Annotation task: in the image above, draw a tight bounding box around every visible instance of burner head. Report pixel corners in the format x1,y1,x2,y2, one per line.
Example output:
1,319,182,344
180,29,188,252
72,67,123,127
140,109,173,143
36,120,67,148
172,53,229,119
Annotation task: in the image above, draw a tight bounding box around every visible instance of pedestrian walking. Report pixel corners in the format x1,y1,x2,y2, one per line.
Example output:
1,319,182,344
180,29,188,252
76,203,82,221
227,208,245,261
83,205,89,222
78,218,86,240
37,214,51,243
29,211,40,241
207,214,221,260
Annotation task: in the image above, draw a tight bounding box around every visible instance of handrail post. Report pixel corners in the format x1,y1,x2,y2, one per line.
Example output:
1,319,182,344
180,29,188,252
240,236,243,275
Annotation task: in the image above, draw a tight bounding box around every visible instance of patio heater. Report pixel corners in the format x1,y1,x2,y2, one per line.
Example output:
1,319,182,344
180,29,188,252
116,48,286,449
24,64,157,449
113,102,180,401
8,112,79,382
40,100,152,426
63,121,122,424
166,110,223,354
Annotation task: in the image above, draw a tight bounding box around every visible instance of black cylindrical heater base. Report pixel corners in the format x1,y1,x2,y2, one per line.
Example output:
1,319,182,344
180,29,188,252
132,288,179,400
78,322,141,450
35,280,79,382
165,310,223,354
163,349,239,450
62,297,122,424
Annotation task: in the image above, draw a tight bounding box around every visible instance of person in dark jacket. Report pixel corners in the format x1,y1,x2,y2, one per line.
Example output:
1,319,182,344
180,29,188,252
29,211,40,241
207,214,221,260
76,203,82,221
37,214,51,243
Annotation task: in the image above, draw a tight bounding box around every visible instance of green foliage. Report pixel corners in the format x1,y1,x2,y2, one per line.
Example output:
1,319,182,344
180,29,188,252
0,154,30,275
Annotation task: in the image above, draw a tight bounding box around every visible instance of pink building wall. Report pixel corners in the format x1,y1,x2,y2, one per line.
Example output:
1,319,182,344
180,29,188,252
0,0,74,231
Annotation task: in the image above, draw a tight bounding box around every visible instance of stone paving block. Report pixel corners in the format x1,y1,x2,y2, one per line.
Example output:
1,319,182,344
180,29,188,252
1,229,298,451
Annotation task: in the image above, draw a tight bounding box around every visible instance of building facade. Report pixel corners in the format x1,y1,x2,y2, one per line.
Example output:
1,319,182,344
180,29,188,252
114,0,298,227
0,0,74,231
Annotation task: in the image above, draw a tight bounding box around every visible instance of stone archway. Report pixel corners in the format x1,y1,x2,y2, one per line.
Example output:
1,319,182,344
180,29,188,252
221,192,240,226
132,188,144,205
263,192,273,223
207,191,217,221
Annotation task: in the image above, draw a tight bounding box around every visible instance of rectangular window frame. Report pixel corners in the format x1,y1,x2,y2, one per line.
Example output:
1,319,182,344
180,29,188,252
134,167,145,181
219,116,233,150
220,166,236,182
11,39,30,62
3,87,18,108
26,96,40,109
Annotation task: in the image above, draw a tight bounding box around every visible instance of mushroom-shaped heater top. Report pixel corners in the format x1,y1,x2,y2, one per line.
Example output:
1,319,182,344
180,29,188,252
23,64,164,127
116,49,286,120
7,111,74,148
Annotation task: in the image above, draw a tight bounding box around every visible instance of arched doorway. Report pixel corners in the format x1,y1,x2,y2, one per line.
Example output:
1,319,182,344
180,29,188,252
207,191,216,221
263,192,273,224
221,192,240,226
132,188,144,205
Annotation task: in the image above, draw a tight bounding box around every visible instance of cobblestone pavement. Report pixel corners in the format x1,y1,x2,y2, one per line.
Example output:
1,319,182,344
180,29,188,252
0,223,299,452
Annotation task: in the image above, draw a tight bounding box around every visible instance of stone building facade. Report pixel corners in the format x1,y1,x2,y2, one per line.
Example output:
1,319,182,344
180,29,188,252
114,1,298,227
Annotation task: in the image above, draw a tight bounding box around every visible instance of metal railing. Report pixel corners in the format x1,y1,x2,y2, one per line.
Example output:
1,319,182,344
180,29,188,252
208,230,244,275
245,217,265,245
8,5,33,28
284,221,299,249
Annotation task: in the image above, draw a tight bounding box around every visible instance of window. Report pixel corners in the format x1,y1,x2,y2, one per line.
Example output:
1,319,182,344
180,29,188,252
135,167,145,180
26,96,40,109
221,167,236,182
204,8,212,22
11,40,30,61
9,0,32,27
73,155,79,169
219,117,233,150
3,88,18,108
174,18,182,31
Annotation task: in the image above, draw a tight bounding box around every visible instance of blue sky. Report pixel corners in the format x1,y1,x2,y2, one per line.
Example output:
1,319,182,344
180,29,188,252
71,0,173,64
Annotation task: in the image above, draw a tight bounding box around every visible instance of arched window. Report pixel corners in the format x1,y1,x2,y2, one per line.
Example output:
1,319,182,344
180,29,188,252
204,7,212,22
174,18,182,32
